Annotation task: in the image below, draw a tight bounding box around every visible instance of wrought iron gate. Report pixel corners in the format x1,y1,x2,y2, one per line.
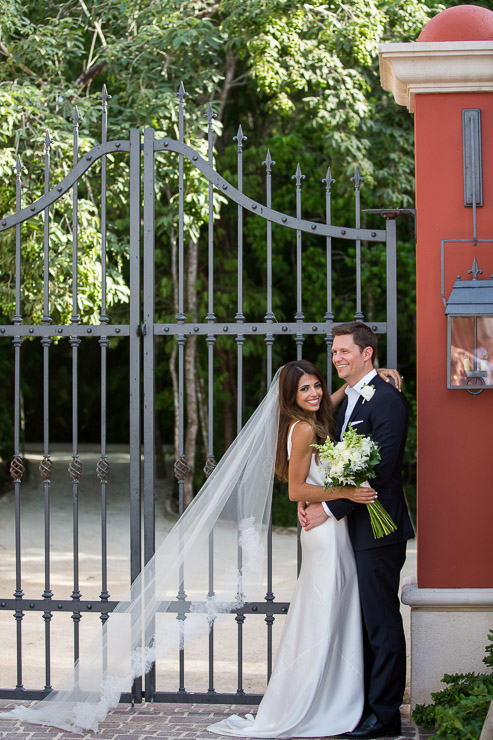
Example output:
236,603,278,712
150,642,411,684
0,86,399,704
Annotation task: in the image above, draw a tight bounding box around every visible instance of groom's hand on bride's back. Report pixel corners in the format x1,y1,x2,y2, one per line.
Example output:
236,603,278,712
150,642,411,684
299,502,329,531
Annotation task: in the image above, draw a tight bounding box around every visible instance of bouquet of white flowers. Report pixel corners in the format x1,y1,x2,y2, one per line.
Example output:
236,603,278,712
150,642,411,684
312,424,397,539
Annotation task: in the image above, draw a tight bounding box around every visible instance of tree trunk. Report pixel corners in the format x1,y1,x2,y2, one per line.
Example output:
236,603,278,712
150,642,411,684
196,373,208,461
217,346,236,451
216,52,237,126
170,342,179,459
154,340,166,480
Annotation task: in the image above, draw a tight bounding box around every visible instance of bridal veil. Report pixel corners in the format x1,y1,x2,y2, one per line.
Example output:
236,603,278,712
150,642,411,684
2,371,281,733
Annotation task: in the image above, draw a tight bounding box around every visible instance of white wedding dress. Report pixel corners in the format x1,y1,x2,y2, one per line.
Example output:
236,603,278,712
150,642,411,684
208,422,364,738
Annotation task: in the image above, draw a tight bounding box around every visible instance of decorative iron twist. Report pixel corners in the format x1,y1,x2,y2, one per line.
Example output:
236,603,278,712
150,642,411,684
203,456,217,478
10,455,25,483
96,456,111,483
174,456,190,482
39,456,54,482
68,455,82,482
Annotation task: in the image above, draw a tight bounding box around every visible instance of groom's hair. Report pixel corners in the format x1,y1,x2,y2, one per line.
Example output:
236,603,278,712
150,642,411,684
332,321,377,362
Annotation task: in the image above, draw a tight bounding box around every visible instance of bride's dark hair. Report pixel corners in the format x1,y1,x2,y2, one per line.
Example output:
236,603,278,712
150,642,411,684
275,360,336,482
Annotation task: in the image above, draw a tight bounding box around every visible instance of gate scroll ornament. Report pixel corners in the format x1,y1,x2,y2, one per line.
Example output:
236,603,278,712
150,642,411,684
0,83,398,705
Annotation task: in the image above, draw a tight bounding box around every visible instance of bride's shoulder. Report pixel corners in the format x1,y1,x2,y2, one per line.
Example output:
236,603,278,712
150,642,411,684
290,420,315,444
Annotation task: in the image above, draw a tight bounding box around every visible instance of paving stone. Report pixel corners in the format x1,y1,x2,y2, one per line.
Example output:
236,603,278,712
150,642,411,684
0,701,434,739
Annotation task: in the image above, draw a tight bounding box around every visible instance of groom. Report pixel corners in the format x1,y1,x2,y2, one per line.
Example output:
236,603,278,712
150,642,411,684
299,322,414,739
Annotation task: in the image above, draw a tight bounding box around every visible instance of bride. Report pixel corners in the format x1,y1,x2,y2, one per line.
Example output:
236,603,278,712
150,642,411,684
208,360,378,738
1,361,399,735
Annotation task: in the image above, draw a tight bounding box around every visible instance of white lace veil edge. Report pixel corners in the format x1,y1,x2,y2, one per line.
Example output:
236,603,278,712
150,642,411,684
1,369,282,734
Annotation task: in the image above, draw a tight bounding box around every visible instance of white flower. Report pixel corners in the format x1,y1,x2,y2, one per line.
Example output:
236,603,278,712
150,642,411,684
360,383,375,403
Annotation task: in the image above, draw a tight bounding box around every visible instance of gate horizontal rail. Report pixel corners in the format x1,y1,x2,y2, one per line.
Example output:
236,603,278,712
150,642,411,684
0,598,290,615
0,322,387,338
155,322,387,336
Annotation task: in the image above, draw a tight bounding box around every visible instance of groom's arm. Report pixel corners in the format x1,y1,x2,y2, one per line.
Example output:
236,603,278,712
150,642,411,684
370,388,408,491
327,391,407,513
306,386,407,526
324,498,357,520
300,498,356,529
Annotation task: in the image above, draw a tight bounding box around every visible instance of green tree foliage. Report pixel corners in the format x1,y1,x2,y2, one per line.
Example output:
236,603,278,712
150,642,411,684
0,0,464,516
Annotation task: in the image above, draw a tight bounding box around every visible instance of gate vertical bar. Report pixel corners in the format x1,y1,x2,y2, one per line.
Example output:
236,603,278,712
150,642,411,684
385,216,398,368
352,168,364,321
41,131,54,690
98,86,112,677
323,168,335,385
99,86,110,325
68,106,82,681
263,150,275,385
234,125,246,431
11,156,24,690
204,103,217,696
143,126,156,701
129,128,142,575
129,127,142,702
234,124,247,695
293,164,305,360
263,149,275,680
70,107,81,326
175,83,188,696
293,164,306,573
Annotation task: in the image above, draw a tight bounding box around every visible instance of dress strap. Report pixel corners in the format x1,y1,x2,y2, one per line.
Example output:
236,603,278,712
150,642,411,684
287,420,300,460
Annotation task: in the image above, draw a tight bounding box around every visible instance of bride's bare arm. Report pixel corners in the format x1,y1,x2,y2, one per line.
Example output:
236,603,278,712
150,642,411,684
329,384,347,409
377,367,403,390
287,422,376,504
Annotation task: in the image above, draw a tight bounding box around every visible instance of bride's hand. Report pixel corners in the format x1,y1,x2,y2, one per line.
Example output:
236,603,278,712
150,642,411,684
377,367,402,391
344,486,377,504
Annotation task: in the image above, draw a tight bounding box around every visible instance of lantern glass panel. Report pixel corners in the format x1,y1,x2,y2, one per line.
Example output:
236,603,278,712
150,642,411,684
450,316,493,388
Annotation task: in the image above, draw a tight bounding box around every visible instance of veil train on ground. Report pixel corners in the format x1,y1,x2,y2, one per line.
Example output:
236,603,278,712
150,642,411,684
1,372,281,734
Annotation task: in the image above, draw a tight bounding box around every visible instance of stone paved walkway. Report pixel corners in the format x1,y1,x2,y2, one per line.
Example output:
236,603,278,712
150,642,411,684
0,701,433,740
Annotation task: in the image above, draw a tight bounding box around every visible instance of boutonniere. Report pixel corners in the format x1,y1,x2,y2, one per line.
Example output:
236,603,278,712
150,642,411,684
360,383,375,403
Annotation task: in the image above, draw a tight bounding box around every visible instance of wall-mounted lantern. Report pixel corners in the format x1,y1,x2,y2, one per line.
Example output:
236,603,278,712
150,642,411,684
445,258,493,395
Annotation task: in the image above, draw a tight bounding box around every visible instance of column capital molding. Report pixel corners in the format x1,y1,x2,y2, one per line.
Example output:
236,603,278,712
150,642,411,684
379,41,493,112
402,577,493,608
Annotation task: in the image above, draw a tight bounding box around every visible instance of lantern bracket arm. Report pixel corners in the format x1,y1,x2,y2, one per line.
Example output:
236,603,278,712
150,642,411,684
441,237,493,309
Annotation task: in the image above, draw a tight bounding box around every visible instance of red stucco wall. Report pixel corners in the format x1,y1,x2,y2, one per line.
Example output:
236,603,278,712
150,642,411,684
415,92,493,588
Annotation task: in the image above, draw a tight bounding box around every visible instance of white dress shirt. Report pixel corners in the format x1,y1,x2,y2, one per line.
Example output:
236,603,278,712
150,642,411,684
340,368,378,438
321,368,377,517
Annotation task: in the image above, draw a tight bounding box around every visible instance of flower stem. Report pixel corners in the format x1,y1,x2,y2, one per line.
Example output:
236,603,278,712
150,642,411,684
367,501,397,539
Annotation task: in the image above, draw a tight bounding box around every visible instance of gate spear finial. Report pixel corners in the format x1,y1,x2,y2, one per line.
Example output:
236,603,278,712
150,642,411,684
13,155,25,179
44,130,53,153
351,166,363,190
205,102,217,124
99,84,111,105
176,81,188,103
233,124,247,150
322,166,335,191
69,105,82,127
292,162,306,187
262,149,276,173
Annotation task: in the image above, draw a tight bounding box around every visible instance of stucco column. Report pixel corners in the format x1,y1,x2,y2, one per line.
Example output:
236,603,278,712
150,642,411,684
378,5,493,707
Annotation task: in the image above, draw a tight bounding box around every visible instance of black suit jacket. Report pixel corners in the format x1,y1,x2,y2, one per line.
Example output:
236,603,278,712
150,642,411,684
327,374,415,551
